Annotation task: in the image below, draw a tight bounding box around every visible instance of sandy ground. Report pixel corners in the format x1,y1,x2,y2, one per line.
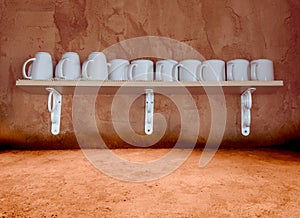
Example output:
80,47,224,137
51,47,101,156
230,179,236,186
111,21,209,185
0,148,299,217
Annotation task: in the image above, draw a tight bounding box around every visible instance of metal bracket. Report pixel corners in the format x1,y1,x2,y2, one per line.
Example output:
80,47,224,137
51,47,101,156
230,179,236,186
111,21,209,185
46,88,62,135
145,89,154,135
241,88,256,136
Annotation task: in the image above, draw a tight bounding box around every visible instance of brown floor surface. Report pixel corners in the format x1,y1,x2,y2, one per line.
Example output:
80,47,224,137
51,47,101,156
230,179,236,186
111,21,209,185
0,149,299,217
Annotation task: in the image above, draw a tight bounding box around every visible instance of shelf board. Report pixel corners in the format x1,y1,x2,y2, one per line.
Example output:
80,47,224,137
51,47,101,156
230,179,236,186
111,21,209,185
16,80,284,95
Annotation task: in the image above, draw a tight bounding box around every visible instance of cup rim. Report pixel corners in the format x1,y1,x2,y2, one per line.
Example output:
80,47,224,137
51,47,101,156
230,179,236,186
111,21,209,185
63,52,79,56
227,59,249,63
131,59,153,64
203,59,225,64
89,52,104,56
109,59,129,63
88,52,105,58
179,59,202,64
156,59,178,64
250,59,273,63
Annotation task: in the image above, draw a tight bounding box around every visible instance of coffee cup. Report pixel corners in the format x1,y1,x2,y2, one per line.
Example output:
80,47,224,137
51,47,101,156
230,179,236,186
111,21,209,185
227,59,250,81
198,60,225,81
22,52,53,80
128,60,154,80
55,52,81,80
155,59,178,81
250,59,274,80
108,59,130,80
82,52,109,80
174,59,202,81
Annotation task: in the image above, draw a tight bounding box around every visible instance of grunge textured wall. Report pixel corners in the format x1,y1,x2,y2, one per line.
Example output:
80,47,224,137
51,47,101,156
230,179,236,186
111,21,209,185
0,0,299,149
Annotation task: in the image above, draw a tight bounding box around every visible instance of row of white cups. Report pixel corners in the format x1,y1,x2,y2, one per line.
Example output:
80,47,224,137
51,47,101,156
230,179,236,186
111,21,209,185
22,51,275,81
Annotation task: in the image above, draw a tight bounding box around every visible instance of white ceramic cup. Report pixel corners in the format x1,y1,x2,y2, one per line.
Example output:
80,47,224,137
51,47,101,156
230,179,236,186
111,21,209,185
55,52,81,80
108,59,130,80
82,52,109,80
128,60,154,80
22,52,53,80
198,60,225,81
227,59,250,81
174,59,202,81
155,59,178,81
250,59,274,80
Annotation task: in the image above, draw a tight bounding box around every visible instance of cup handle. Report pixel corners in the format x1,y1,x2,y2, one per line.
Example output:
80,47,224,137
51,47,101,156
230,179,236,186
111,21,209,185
156,64,163,81
22,58,36,79
56,58,68,79
196,63,202,81
173,64,182,81
197,63,207,81
82,60,94,79
227,63,234,80
107,63,111,69
127,63,136,80
251,62,258,80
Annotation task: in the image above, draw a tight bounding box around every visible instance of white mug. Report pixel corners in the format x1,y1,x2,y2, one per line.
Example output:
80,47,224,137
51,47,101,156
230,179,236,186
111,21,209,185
22,52,53,80
55,52,81,80
108,59,130,80
174,59,202,81
82,52,108,80
128,60,154,80
227,59,250,81
155,59,178,81
198,60,225,81
250,59,274,80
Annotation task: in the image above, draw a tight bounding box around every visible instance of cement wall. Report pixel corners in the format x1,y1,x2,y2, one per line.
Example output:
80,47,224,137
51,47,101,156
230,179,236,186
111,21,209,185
0,0,299,149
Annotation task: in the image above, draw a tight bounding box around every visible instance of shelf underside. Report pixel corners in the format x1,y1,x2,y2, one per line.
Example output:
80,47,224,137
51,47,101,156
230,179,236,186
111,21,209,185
16,80,284,95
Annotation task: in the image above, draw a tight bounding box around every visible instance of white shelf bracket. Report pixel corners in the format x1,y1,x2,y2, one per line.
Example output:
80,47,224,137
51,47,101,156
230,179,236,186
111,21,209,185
46,88,62,135
241,88,256,136
145,89,154,135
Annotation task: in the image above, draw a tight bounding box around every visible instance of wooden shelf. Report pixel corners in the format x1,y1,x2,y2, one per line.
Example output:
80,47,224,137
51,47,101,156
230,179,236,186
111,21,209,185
16,80,283,95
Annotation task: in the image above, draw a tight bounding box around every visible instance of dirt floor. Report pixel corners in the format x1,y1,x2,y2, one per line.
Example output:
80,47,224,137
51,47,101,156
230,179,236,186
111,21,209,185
0,148,299,217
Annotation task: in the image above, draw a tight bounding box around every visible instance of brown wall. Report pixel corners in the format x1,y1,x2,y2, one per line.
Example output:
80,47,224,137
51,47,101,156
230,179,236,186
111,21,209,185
0,0,299,149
